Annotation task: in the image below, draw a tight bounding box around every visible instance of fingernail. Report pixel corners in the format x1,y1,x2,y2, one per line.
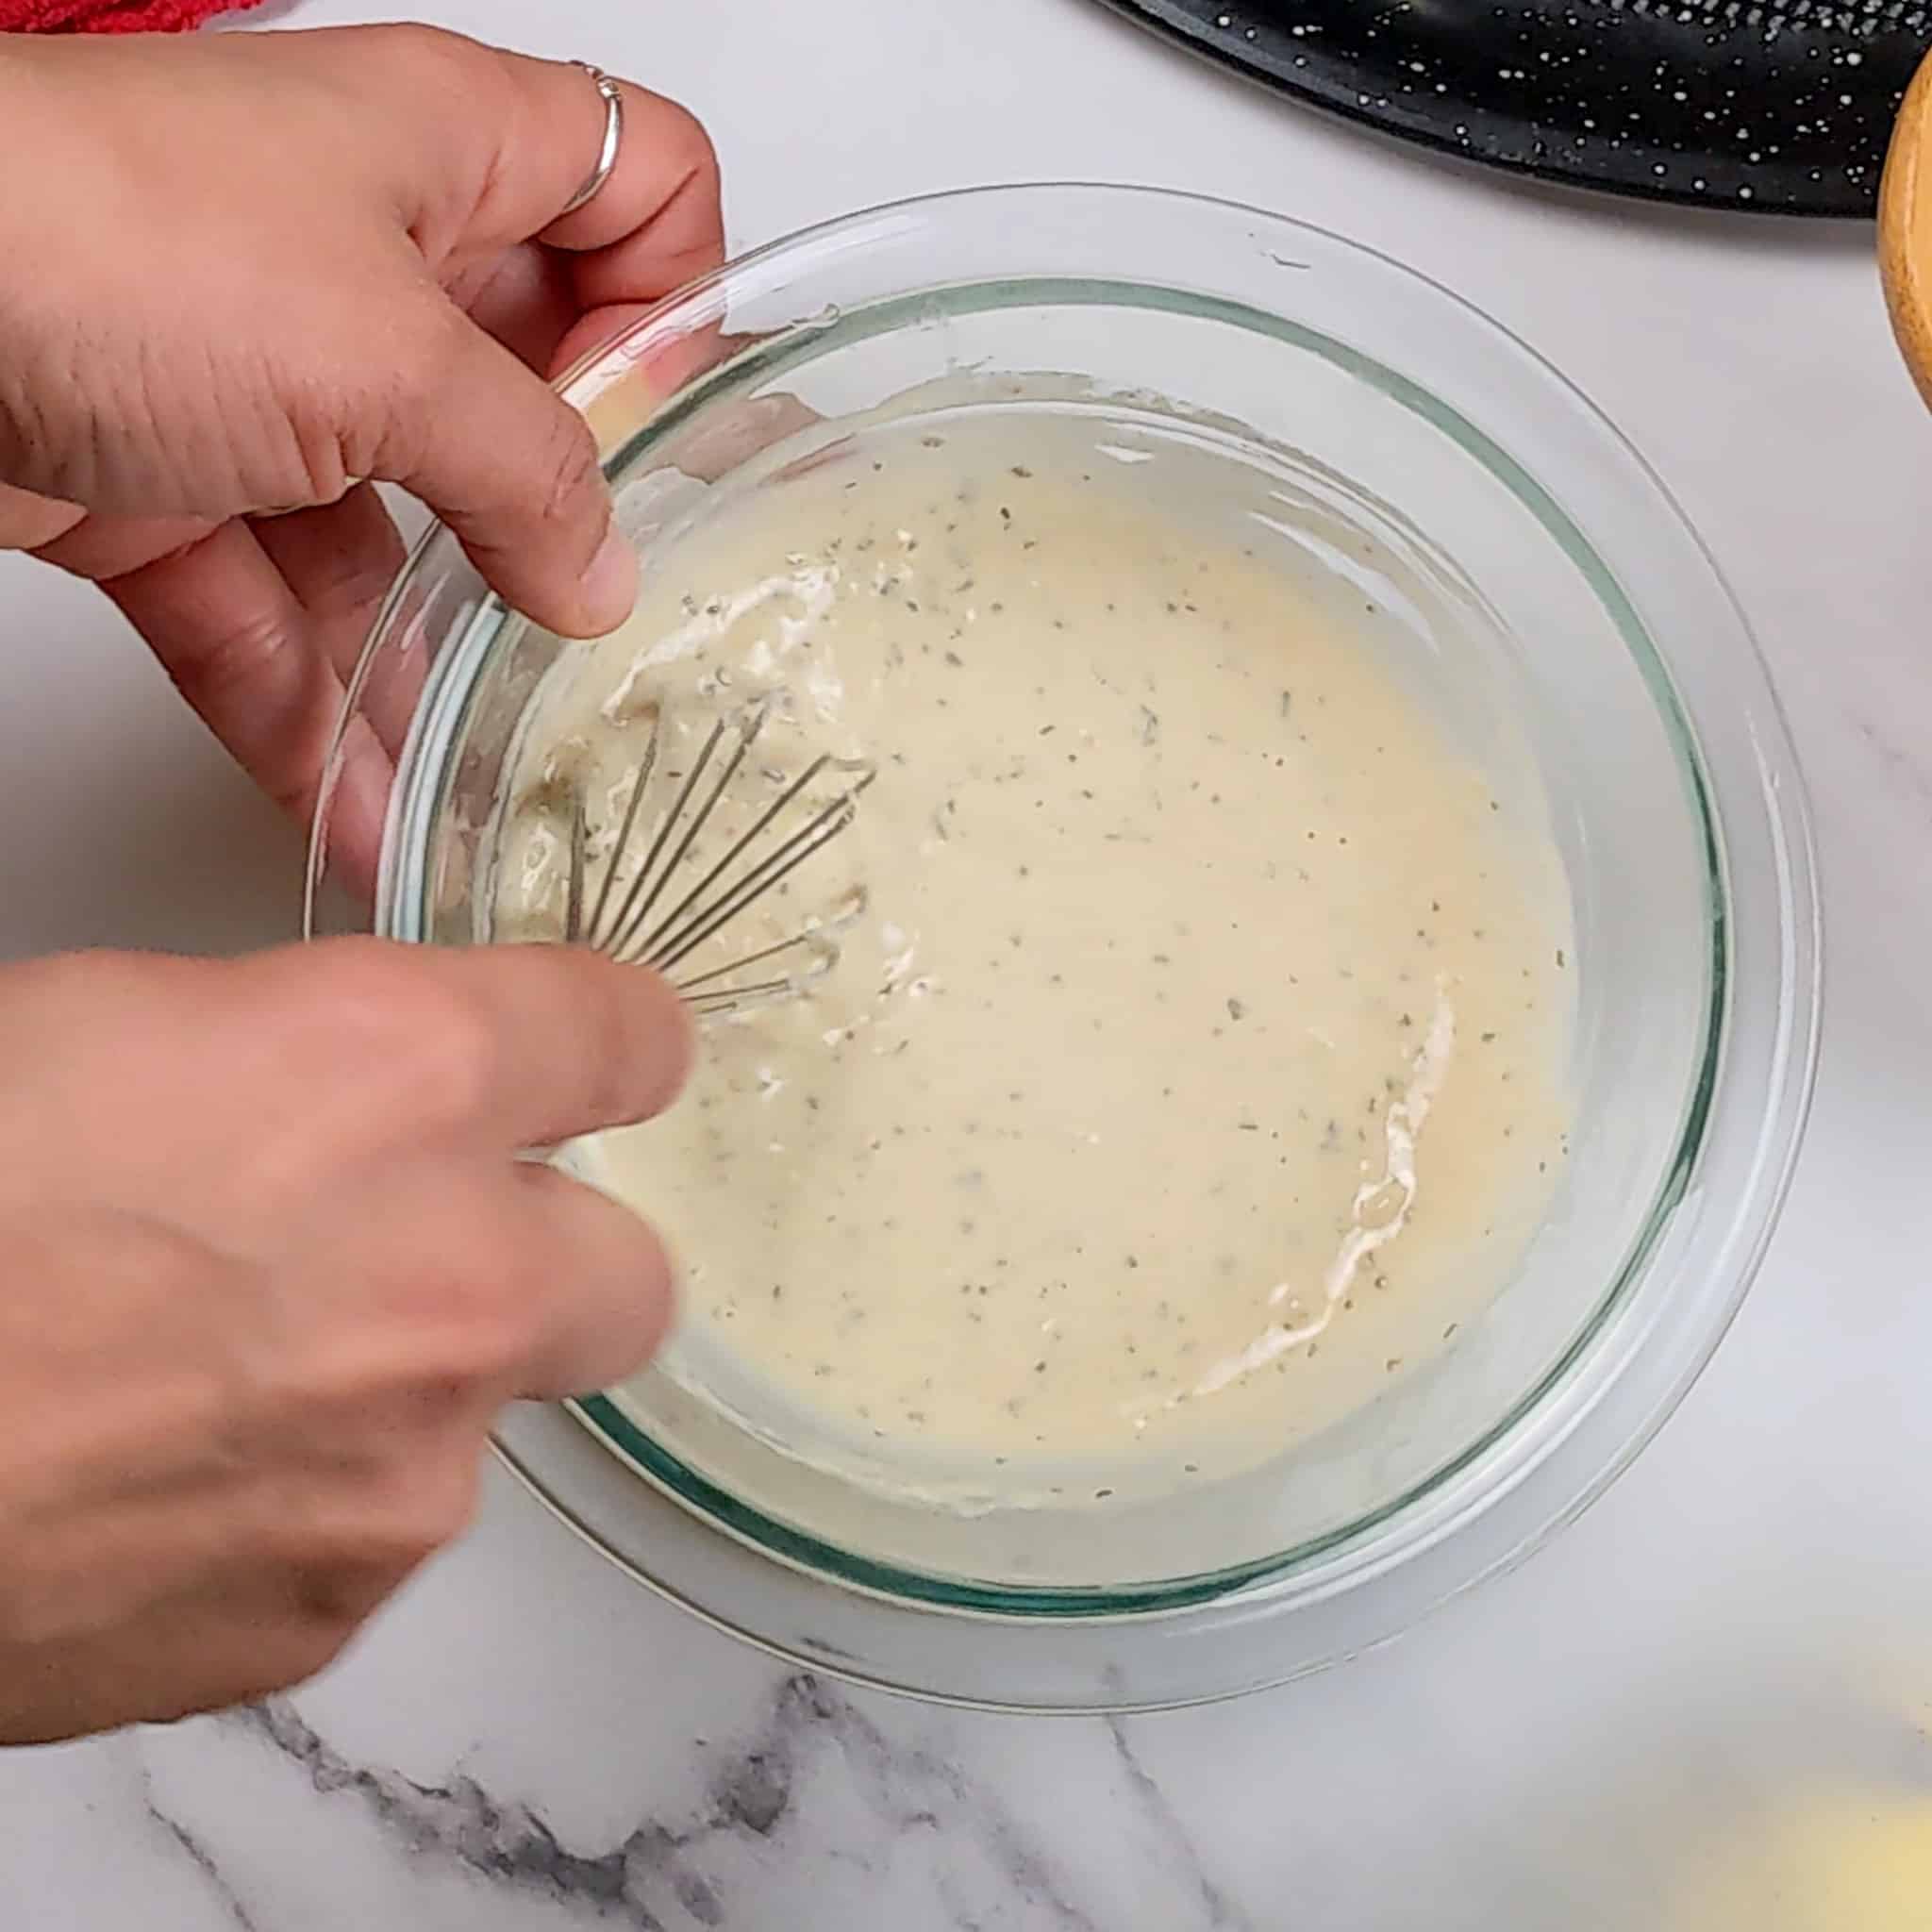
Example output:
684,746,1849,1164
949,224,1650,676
581,526,640,634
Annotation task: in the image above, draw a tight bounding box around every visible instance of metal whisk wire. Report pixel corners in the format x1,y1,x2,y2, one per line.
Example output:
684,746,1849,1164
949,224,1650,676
561,699,874,1019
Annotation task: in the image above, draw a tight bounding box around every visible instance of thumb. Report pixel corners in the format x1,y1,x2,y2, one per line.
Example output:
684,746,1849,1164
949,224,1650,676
386,301,637,639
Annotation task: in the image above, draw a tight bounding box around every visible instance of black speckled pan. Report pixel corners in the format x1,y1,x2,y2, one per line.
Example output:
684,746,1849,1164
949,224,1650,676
1097,0,1924,214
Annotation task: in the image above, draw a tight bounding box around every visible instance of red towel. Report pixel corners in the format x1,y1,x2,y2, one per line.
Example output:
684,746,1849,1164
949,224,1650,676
0,0,255,28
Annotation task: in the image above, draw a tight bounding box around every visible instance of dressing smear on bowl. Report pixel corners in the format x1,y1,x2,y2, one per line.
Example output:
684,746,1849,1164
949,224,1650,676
496,405,1574,1500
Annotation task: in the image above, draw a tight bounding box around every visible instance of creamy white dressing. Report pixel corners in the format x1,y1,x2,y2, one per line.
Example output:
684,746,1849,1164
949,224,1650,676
496,409,1574,1494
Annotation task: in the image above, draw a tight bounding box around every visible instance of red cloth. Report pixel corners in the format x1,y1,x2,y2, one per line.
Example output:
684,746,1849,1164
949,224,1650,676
0,0,255,28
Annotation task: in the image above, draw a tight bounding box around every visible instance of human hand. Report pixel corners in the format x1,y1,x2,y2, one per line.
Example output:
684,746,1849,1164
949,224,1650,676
0,25,723,855
0,939,690,1743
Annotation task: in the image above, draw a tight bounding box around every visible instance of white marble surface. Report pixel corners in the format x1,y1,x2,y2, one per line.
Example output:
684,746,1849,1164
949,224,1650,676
4,1,1932,1925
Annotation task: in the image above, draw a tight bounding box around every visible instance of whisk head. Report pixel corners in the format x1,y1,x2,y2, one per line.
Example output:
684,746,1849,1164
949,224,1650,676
558,698,874,1020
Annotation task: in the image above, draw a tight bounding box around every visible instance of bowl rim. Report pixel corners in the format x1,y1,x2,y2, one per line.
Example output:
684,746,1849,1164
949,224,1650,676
308,181,1821,1708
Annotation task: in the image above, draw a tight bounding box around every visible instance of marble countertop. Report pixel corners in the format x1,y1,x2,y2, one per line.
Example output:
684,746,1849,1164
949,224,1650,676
4,1,1931,1925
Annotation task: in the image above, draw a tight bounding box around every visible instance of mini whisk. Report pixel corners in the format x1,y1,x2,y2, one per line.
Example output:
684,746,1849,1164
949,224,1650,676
555,699,874,1019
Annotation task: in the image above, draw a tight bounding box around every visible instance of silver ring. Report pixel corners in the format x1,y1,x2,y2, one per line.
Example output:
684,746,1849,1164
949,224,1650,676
558,62,624,219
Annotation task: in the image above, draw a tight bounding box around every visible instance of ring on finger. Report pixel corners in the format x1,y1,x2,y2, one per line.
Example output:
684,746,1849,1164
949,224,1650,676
558,62,625,219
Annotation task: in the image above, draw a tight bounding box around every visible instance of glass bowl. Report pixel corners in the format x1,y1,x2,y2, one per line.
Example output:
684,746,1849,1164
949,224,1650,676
307,184,1819,1710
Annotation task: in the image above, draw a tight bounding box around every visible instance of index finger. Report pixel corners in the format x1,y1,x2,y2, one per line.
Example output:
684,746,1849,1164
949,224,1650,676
456,944,695,1149
356,941,693,1151
402,41,724,300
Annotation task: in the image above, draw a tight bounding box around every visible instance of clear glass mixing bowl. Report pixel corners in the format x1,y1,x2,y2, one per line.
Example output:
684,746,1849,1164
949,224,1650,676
307,184,1819,1710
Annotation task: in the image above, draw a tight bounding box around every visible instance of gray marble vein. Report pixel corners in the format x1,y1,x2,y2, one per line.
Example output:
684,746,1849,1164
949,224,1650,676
1847,705,1932,821
237,1697,673,1926
1106,1722,1254,1931
220,1674,1116,1929
138,1756,263,1932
